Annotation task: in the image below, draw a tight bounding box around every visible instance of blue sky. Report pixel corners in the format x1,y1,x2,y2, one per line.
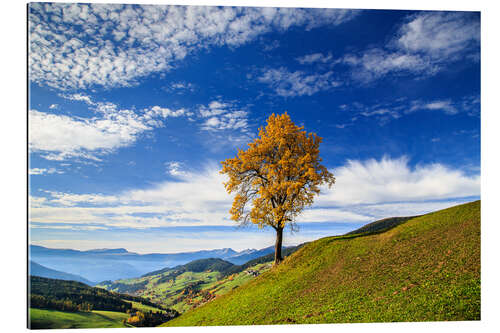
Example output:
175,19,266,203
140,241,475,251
28,2,480,253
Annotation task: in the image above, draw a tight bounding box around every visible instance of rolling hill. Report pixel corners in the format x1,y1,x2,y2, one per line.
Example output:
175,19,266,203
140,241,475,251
28,276,178,329
98,257,274,313
141,258,235,278
164,200,480,326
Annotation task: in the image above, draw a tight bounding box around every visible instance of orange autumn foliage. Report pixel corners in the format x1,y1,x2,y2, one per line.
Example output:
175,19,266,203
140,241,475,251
220,113,335,263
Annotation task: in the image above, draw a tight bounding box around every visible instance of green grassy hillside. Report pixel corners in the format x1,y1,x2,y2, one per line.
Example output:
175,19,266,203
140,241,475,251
29,308,130,329
164,200,480,326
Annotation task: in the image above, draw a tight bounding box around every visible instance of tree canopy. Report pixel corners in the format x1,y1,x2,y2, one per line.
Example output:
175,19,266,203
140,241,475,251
220,113,335,264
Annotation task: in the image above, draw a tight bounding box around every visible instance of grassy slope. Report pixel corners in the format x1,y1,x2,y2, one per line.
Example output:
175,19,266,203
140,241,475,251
99,262,272,313
165,200,480,326
29,308,130,329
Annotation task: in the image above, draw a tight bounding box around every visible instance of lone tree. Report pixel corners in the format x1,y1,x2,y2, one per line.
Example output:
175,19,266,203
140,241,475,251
220,113,335,265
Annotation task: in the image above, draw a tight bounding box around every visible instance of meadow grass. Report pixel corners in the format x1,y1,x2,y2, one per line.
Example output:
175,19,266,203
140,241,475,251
164,200,480,326
29,308,130,329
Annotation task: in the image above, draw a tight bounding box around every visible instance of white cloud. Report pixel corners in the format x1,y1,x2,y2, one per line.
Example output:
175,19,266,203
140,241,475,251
61,93,95,105
29,168,63,175
29,195,47,208
341,11,479,81
360,108,401,119
299,208,372,223
30,224,108,231
316,156,480,206
165,161,187,177
49,104,58,110
344,49,436,82
198,101,249,132
262,40,280,52
396,11,480,60
199,101,230,118
29,3,358,90
29,98,188,161
164,81,195,93
43,191,120,206
296,52,333,65
29,109,148,160
29,157,479,230
410,100,458,115
258,67,340,97
146,106,186,119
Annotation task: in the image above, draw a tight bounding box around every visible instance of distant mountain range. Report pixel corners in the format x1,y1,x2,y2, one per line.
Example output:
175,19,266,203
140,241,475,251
29,261,95,285
29,244,276,283
226,246,276,265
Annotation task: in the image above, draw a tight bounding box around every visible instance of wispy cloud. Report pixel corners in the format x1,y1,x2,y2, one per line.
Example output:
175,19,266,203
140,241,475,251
163,81,195,93
343,49,436,82
395,11,480,60
29,168,63,175
408,100,458,115
165,161,187,177
336,95,479,126
296,52,333,65
258,67,340,97
42,191,120,207
360,108,401,119
340,11,480,82
29,3,358,90
61,93,95,105
198,101,249,132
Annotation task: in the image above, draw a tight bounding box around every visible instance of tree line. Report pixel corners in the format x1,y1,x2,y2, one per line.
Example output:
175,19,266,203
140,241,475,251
29,275,175,320
125,309,179,327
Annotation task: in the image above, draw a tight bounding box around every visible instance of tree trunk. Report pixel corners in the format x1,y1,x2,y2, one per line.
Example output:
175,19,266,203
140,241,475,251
274,227,283,265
